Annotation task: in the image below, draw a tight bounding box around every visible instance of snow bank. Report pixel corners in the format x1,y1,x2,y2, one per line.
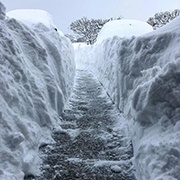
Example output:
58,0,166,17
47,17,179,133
0,3,75,180
7,9,54,29
96,19,153,43
73,43,90,69
7,9,64,36
76,18,180,180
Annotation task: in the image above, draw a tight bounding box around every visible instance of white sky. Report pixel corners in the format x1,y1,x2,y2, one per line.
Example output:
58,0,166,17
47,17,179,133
1,0,180,34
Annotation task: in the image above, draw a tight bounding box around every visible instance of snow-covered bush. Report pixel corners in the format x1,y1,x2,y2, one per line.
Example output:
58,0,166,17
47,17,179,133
70,17,122,44
70,17,110,44
147,9,180,30
0,4,75,180
76,18,180,179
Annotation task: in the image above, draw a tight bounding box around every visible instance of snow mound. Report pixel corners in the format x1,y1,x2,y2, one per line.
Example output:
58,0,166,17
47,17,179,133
7,9,64,35
7,9,54,28
76,16,180,180
0,3,75,180
97,19,153,43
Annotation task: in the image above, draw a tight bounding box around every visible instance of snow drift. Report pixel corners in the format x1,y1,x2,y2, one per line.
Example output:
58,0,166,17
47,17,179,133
96,19,153,43
0,3,75,180
76,18,180,180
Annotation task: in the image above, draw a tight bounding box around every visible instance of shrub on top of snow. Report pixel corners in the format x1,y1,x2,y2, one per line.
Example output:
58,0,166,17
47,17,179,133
96,19,153,43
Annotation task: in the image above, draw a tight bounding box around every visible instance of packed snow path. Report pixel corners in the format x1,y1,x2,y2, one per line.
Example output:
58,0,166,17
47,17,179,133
35,70,135,180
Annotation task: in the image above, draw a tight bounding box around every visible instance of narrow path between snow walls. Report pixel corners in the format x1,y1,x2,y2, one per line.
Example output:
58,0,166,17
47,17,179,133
37,70,135,180
74,17,180,180
0,2,75,179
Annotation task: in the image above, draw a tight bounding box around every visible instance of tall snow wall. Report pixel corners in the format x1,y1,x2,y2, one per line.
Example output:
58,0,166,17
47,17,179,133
76,18,180,180
0,2,75,179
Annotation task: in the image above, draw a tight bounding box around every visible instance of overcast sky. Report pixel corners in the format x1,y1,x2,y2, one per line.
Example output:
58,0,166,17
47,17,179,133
1,0,180,34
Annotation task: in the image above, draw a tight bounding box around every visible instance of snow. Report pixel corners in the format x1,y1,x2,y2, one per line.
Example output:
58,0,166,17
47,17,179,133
1,1,180,178
73,42,87,49
96,19,153,43
73,43,90,69
7,9,64,36
76,17,180,180
7,9,53,29
110,165,122,173
0,3,75,180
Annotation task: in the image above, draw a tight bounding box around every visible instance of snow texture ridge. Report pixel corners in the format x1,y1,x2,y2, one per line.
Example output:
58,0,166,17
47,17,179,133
0,3,75,180
75,18,180,180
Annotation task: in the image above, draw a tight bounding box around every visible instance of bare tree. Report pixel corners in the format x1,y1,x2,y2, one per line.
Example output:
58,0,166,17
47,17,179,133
69,17,122,44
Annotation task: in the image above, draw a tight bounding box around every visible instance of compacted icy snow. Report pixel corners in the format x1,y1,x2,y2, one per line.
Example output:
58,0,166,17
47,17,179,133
75,18,180,180
36,70,135,180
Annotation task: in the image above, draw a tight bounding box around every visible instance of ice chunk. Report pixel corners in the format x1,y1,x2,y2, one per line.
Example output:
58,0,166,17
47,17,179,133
110,165,122,173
